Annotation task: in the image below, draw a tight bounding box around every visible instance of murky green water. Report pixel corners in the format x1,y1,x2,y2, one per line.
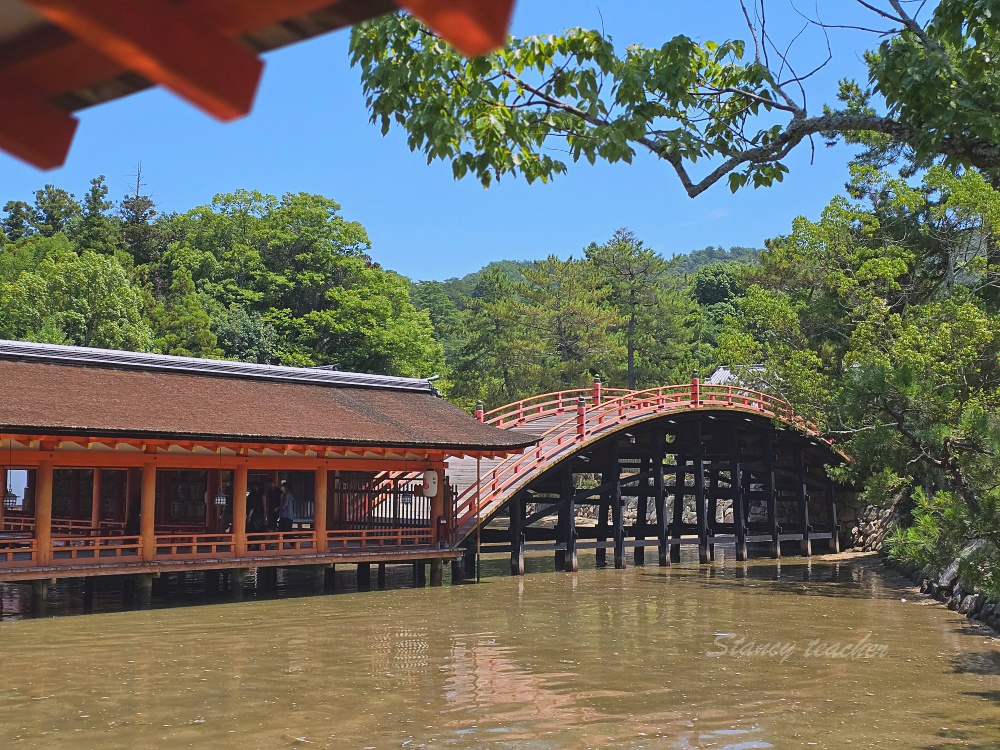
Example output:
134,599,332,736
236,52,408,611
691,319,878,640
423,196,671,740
2,551,1000,749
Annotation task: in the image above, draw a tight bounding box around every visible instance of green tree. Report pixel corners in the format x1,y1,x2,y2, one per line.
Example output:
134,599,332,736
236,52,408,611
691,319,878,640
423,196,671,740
715,163,1000,592
351,2,1000,198
77,176,123,255
452,268,536,406
31,184,80,237
411,279,463,362
519,255,623,390
212,305,279,364
160,189,441,376
120,181,164,266
293,261,443,376
585,229,672,388
150,268,222,358
0,237,153,350
2,200,37,242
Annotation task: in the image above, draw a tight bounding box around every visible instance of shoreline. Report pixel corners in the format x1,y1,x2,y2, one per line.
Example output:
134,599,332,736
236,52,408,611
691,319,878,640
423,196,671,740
878,552,1000,636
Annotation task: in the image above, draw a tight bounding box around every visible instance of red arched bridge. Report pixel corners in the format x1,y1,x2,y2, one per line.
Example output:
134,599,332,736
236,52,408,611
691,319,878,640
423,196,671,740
444,377,848,575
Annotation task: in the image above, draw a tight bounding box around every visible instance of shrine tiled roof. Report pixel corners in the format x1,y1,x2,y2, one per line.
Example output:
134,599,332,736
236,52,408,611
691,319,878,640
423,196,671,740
0,341,536,453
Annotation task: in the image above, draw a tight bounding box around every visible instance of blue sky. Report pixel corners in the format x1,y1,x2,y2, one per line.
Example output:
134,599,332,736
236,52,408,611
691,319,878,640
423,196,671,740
0,1,885,280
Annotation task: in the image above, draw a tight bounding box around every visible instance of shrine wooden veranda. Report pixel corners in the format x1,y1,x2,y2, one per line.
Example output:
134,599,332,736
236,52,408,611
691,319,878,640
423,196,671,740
0,340,534,607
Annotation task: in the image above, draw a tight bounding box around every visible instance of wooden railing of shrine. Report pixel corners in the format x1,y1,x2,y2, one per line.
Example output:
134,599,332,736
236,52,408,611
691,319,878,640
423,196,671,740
0,526,440,569
51,535,142,563
326,527,434,550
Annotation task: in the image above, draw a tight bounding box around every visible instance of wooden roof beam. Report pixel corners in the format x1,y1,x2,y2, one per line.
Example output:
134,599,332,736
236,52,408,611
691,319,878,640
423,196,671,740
26,0,263,120
0,85,76,168
397,0,515,56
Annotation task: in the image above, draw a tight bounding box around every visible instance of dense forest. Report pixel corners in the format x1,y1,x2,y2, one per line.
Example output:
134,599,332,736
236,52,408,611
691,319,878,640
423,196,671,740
0,178,442,377
0,179,753,407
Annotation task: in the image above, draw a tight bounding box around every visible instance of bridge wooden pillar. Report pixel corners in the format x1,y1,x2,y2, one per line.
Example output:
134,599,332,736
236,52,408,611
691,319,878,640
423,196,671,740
555,477,568,570
670,453,685,563
826,478,840,553
764,434,780,559
509,493,524,576
562,466,578,573
707,468,718,562
463,541,476,578
314,466,328,554
594,496,611,568
731,428,748,562
233,465,248,558
596,484,611,568
634,455,649,566
125,467,139,531
796,446,812,557
609,444,625,569
694,423,709,565
653,431,668,567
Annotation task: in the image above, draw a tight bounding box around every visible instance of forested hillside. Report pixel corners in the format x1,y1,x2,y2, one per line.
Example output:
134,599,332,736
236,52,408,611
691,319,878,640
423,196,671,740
1,183,755,407
411,231,760,406
0,179,443,377
5,161,1000,592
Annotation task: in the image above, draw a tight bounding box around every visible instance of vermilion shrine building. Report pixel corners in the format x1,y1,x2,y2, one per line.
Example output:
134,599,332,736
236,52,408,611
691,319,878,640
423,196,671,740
0,340,534,595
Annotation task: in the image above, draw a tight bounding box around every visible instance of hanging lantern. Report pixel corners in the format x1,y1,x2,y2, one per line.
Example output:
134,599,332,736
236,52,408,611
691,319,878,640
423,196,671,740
213,490,228,507
3,487,17,510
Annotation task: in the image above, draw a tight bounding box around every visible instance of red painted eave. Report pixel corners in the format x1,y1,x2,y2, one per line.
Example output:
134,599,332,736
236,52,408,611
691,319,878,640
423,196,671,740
0,0,516,169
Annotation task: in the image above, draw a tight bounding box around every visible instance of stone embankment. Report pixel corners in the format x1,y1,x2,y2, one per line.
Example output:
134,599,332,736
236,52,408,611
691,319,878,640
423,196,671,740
882,553,1000,634
850,503,898,551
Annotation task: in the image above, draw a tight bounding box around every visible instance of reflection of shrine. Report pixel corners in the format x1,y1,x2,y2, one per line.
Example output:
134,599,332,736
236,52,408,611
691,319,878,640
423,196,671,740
444,640,582,726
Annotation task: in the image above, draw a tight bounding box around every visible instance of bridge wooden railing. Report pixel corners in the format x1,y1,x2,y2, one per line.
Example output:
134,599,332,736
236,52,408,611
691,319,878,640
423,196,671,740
0,527,439,570
456,380,826,541
3,518,130,535
2,517,36,533
482,385,632,427
245,530,317,555
51,517,96,534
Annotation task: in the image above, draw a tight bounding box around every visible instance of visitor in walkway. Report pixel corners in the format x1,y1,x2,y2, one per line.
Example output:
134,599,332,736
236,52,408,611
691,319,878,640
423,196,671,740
278,482,295,533
247,485,266,534
221,484,233,533
265,480,282,531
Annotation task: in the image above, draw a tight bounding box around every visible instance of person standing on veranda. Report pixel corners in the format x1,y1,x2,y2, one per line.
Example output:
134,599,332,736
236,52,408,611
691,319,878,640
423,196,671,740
278,482,295,533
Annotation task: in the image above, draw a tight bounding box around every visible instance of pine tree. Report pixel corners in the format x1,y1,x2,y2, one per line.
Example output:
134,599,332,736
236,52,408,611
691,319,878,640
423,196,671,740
120,166,163,266
151,268,222,358
77,176,122,255
32,185,81,237
586,229,670,389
